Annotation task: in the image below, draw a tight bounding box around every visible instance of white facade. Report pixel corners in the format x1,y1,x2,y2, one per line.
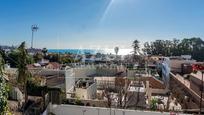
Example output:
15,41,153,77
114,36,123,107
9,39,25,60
65,66,126,98
74,67,96,78
65,69,76,98
75,82,97,99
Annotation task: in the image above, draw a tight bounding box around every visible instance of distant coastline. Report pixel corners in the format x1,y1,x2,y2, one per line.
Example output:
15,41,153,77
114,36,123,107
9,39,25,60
48,49,132,55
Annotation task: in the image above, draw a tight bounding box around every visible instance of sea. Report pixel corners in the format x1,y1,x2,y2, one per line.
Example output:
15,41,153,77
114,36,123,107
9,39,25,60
48,49,132,55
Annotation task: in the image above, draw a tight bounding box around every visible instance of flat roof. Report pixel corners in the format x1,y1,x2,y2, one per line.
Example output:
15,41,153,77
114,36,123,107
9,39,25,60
191,72,204,81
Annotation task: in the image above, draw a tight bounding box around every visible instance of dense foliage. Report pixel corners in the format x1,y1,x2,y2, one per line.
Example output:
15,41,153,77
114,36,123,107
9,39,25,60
27,81,48,96
142,37,204,61
16,42,32,109
5,49,33,68
43,53,79,64
0,50,9,114
0,76,9,114
150,98,158,111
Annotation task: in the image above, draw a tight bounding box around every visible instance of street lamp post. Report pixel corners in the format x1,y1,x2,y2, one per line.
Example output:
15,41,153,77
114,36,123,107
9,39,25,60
97,108,100,115
82,110,86,115
200,71,204,114
31,25,39,49
192,64,204,114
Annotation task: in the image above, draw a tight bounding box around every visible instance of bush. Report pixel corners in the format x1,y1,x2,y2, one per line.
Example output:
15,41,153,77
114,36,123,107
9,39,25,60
27,82,48,96
0,76,9,114
62,98,84,106
75,97,84,106
150,98,158,111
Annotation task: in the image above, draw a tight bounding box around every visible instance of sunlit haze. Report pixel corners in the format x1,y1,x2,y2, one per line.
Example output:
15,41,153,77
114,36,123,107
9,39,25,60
0,0,204,49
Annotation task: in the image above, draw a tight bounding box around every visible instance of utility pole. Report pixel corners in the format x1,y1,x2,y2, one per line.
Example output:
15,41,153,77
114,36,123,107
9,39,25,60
200,71,204,114
31,25,39,49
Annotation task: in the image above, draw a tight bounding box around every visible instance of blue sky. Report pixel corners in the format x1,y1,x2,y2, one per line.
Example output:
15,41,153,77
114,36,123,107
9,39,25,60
0,0,204,49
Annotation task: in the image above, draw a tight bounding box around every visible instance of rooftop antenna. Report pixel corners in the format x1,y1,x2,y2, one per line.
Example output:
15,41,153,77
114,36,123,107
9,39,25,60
31,24,39,49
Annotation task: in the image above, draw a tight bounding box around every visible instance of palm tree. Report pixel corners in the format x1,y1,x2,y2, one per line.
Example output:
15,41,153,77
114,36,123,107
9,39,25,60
0,50,5,75
114,47,119,55
132,40,140,55
42,47,48,57
132,40,141,63
132,40,143,109
16,42,31,108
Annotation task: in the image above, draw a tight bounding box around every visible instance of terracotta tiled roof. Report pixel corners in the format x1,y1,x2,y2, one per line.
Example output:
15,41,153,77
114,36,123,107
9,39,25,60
46,74,65,86
141,77,165,89
148,77,165,89
46,62,61,69
27,64,35,69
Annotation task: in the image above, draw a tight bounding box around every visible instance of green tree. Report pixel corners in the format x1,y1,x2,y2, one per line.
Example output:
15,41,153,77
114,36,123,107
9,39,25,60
171,38,180,56
16,42,31,108
143,42,152,55
7,50,19,67
6,49,33,67
142,37,204,61
189,37,204,61
45,53,60,62
178,38,192,55
164,40,172,56
152,40,166,55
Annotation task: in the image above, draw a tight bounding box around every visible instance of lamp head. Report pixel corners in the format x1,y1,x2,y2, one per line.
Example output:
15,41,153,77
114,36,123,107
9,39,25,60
31,25,39,31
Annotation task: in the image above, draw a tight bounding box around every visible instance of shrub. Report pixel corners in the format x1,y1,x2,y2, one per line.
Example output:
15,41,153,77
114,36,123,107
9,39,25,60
150,98,158,111
0,76,9,114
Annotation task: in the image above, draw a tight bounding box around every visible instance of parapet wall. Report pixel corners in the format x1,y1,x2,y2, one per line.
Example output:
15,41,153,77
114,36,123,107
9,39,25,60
48,104,186,115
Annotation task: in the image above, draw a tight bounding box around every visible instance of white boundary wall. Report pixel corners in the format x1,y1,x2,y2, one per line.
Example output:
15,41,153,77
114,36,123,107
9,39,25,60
48,104,190,115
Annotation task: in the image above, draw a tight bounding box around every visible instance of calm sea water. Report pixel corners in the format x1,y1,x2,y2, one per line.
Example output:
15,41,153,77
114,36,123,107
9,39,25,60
48,49,132,55
48,49,104,55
